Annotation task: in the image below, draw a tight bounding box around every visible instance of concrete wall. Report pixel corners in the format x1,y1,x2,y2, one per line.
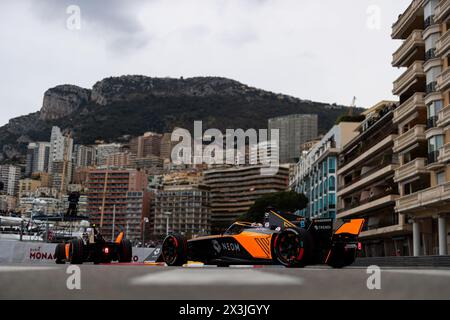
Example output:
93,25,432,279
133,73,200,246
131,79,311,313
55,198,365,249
0,240,153,264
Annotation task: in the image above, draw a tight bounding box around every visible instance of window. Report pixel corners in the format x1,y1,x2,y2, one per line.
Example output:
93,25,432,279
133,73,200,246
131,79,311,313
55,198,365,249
428,135,444,163
328,193,336,209
437,171,445,185
328,157,336,173
424,0,438,20
427,100,443,128
329,176,336,191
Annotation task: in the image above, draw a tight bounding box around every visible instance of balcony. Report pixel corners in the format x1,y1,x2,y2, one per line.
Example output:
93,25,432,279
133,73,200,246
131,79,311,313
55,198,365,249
436,29,450,57
337,165,397,197
337,194,399,220
435,0,450,23
393,93,425,124
393,125,426,153
392,30,425,67
437,68,450,91
396,182,450,213
392,0,425,39
437,105,450,128
394,158,428,183
438,143,450,163
393,61,425,96
338,135,397,175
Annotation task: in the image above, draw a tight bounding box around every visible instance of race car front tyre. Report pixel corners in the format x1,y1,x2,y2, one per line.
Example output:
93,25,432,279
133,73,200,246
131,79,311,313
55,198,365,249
69,239,84,264
162,233,188,266
272,228,313,268
55,243,66,264
118,239,133,263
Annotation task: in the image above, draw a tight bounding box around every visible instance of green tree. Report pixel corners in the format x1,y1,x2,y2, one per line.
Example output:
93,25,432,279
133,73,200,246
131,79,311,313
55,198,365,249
238,191,308,223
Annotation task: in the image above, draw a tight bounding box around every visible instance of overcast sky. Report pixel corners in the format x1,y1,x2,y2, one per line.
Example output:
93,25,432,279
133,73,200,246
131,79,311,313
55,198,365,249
0,0,411,126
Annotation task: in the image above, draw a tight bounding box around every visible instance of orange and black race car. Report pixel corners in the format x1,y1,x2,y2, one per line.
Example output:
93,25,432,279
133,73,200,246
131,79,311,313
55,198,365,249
161,210,364,268
54,225,133,265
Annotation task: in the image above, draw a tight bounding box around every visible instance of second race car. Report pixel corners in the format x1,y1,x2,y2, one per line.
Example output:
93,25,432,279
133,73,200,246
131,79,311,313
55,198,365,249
160,210,364,268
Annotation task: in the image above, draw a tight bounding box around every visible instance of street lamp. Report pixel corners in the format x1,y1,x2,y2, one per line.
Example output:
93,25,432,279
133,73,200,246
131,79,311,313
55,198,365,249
142,217,149,247
164,211,172,235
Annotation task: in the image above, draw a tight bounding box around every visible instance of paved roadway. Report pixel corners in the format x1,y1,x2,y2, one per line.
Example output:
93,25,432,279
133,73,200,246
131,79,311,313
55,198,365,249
1,264,450,299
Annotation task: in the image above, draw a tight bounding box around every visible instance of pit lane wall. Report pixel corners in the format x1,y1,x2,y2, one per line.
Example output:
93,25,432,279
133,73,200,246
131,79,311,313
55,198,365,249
0,240,154,264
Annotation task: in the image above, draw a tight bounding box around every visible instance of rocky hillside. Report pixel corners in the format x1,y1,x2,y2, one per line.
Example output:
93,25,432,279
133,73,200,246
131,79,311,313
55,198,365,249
0,75,358,164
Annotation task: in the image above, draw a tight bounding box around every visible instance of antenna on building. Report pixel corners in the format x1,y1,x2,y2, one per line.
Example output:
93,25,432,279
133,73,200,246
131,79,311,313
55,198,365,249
348,96,357,116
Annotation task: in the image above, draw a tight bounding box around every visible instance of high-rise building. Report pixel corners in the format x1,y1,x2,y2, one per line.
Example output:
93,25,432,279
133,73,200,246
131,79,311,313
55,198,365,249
336,102,406,257
392,0,450,256
268,114,318,163
48,126,73,174
95,143,122,166
150,184,211,238
106,152,131,168
204,165,289,232
130,132,162,158
86,169,148,236
290,121,360,219
19,178,42,198
73,145,96,168
51,160,73,193
0,165,21,196
25,142,50,176
160,133,175,160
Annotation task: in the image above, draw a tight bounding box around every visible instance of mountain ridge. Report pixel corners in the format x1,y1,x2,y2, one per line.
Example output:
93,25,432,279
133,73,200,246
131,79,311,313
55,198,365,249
0,75,358,165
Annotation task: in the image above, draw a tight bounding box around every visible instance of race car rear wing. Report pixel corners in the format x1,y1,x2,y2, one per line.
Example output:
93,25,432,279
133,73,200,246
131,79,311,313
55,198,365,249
264,210,364,238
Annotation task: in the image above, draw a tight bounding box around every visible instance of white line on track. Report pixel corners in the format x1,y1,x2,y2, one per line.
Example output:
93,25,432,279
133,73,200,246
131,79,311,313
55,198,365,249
382,269,450,277
0,266,57,272
130,268,303,286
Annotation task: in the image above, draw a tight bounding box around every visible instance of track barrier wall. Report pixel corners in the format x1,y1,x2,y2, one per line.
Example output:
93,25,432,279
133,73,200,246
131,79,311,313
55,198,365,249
0,240,154,264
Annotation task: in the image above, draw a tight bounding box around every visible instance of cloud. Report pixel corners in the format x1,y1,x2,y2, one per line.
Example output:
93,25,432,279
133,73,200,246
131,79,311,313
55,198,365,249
29,0,149,51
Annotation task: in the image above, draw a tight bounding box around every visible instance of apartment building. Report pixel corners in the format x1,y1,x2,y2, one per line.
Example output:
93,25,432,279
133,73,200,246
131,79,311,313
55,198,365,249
268,114,318,164
73,144,96,168
95,143,122,166
125,191,152,241
335,102,410,257
25,142,50,176
106,152,131,168
150,184,210,238
204,165,289,232
392,0,450,256
290,122,359,219
130,132,162,158
0,165,21,196
86,169,148,236
48,126,73,174
160,132,175,161
19,178,42,198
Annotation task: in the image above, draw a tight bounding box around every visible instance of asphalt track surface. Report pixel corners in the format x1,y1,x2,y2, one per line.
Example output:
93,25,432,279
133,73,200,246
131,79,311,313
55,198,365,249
1,263,450,299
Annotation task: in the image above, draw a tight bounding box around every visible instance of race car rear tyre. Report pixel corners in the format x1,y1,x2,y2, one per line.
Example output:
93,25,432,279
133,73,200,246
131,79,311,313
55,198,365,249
55,243,66,264
69,239,84,264
162,233,188,266
118,239,133,263
272,228,313,268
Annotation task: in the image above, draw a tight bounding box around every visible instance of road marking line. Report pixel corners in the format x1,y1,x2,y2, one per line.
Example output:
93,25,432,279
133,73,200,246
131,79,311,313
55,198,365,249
382,269,450,277
130,268,303,286
0,266,57,272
